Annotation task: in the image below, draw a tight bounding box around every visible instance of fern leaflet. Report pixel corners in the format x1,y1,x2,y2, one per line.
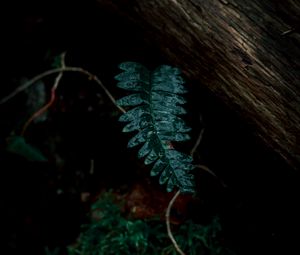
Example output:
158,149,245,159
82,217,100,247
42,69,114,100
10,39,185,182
115,62,195,193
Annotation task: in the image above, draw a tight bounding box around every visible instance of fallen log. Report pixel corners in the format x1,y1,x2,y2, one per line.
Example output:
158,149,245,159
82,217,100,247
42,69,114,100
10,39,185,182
97,0,300,169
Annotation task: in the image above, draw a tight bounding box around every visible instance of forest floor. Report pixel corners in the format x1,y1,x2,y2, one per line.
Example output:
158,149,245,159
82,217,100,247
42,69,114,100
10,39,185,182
1,1,300,254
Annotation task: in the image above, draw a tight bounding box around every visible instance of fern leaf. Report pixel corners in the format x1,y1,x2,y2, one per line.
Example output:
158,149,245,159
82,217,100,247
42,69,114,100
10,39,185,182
115,62,195,193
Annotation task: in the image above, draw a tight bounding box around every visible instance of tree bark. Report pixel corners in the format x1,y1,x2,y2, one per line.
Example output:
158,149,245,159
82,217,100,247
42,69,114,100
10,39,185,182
97,0,300,169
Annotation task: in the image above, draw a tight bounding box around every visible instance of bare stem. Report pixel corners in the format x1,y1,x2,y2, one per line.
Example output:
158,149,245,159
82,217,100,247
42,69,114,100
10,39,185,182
166,190,186,255
0,66,126,114
52,52,66,91
165,114,224,255
195,164,216,177
195,164,227,187
190,128,204,157
89,159,95,175
165,119,206,254
21,53,67,136
21,88,56,136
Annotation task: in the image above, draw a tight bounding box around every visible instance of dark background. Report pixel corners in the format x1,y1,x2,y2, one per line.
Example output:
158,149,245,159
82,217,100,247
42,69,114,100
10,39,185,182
1,1,300,254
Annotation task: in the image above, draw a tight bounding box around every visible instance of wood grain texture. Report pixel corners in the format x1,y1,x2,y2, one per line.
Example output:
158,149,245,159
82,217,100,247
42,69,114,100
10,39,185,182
97,0,300,169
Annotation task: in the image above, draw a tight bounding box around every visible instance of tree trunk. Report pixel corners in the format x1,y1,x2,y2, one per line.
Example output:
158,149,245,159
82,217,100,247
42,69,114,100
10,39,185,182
96,0,300,169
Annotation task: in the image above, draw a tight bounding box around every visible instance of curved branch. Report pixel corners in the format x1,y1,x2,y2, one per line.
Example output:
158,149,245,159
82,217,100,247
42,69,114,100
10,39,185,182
0,66,126,114
166,190,186,255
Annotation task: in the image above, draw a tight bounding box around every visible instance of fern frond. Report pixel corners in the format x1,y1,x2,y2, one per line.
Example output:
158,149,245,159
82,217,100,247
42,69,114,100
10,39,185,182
115,62,194,193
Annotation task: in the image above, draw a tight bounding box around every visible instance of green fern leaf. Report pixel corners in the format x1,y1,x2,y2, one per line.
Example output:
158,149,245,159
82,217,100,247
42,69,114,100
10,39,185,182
115,62,195,193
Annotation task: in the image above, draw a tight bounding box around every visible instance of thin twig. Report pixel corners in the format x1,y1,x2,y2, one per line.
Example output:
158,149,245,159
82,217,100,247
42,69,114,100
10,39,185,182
165,119,205,254
53,52,66,90
0,66,126,114
166,190,186,255
195,164,227,187
21,87,56,136
190,117,224,182
195,164,216,177
281,28,295,36
190,114,204,157
21,53,66,135
191,121,227,187
190,128,204,157
89,159,95,175
166,113,224,254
